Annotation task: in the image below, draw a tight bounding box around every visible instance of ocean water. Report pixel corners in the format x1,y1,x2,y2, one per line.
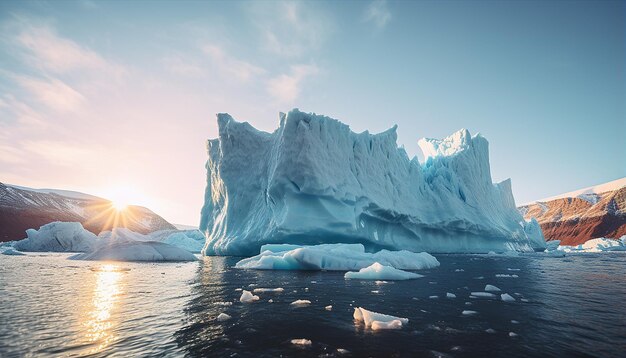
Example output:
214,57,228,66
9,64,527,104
1,252,625,357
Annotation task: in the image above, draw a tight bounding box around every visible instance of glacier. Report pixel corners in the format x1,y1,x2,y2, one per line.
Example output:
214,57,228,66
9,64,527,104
200,109,546,256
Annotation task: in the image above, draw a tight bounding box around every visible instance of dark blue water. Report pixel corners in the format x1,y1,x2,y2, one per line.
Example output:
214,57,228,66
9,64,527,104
1,253,625,357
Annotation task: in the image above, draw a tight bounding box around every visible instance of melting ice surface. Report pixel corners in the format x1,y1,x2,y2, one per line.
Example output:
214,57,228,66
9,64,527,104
1,252,625,357
200,109,546,256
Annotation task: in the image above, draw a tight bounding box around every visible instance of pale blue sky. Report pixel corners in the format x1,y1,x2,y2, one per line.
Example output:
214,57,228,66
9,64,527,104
0,0,624,225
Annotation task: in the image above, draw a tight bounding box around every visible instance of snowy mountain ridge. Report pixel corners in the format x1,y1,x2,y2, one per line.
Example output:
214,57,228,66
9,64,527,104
200,109,545,255
0,182,176,242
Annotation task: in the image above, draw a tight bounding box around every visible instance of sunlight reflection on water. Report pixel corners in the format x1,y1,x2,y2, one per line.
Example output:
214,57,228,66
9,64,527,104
83,264,123,354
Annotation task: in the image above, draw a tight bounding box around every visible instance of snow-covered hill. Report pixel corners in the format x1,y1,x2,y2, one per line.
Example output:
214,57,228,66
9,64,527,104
200,109,545,255
0,183,176,242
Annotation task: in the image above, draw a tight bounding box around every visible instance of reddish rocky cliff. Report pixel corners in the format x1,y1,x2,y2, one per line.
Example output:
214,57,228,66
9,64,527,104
519,180,626,246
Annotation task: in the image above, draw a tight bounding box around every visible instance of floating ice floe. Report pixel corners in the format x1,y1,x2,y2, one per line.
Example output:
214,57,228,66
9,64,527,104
446,293,456,299
217,313,231,321
470,292,497,299
291,338,312,346
462,310,478,316
325,305,333,311
353,307,408,330
235,244,439,271
484,284,501,292
495,274,518,278
344,262,424,280
240,290,259,303
1,248,25,256
501,293,516,302
252,287,284,293
70,241,198,262
290,299,311,307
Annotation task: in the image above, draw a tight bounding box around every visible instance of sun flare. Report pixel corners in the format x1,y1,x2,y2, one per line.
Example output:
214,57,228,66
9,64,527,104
111,201,127,211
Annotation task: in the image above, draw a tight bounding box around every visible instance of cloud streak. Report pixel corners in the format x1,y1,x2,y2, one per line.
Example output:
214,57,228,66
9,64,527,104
363,0,392,30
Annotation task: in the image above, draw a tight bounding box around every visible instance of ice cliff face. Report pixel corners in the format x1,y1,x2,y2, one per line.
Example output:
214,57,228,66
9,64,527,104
200,109,545,255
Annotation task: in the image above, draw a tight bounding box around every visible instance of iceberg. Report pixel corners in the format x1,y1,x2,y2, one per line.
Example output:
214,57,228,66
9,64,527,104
14,222,98,252
200,109,545,256
234,243,440,271
344,262,424,280
70,241,198,262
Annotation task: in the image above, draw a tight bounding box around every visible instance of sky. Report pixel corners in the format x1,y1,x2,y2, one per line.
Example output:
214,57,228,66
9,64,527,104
0,0,624,226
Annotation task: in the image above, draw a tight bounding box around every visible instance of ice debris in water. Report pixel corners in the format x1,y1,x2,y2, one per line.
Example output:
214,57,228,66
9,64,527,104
484,284,501,292
325,305,333,311
446,293,456,299
239,290,259,303
291,338,312,346
200,110,546,256
353,307,408,330
486,328,496,334
290,300,311,307
235,244,439,271
509,332,518,337
252,287,284,293
214,302,233,306
462,310,478,316
344,262,424,280
496,274,519,278
217,313,231,322
470,292,497,299
429,295,439,299
501,293,516,302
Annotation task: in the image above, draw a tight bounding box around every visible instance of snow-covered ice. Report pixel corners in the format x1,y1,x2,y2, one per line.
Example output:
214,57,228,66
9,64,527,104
70,241,198,262
252,287,284,293
234,244,439,271
200,109,546,256
344,262,424,280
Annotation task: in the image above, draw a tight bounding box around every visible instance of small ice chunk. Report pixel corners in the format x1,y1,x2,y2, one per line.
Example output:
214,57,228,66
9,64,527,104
268,299,274,303
304,288,309,292
252,287,284,293
446,293,456,299
217,313,231,321
501,293,516,302
507,268,520,271
429,295,438,299
291,338,312,346
495,274,518,278
325,305,332,311
474,276,484,280
336,348,350,354
1,248,25,256
470,292,497,298
462,310,478,316
371,290,380,294
375,280,388,285
353,307,408,329
239,290,259,303
290,299,311,307
454,269,464,272
509,332,518,337
520,298,529,302
485,328,496,334
235,288,242,291
344,262,424,280
511,320,519,324
371,319,403,330
484,284,501,292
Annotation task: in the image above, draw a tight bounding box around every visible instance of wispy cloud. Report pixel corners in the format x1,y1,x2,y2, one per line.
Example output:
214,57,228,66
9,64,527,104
267,64,320,103
16,22,123,77
202,45,265,82
363,0,392,31
161,55,208,77
15,75,84,113
246,1,333,57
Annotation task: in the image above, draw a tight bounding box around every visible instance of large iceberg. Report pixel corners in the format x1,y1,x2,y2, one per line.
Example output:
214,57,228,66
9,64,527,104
200,109,545,255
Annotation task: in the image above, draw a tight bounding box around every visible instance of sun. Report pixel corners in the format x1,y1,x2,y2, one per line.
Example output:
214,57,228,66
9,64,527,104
111,201,127,211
